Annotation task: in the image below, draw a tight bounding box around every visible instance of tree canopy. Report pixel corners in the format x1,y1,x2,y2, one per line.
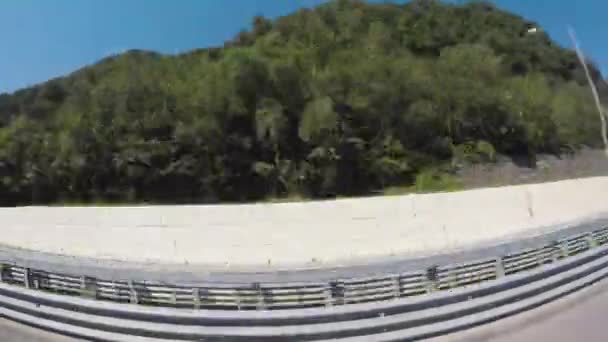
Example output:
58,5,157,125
0,0,606,206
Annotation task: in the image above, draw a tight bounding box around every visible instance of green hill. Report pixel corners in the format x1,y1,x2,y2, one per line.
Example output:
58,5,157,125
0,0,605,206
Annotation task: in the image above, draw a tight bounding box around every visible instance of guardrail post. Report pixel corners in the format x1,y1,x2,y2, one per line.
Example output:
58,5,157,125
495,257,505,278
330,280,345,306
450,268,461,289
425,266,439,293
549,241,560,263
170,289,177,306
253,282,266,310
23,268,32,289
80,276,97,299
559,240,570,259
235,289,242,310
192,288,201,309
200,287,210,307
587,233,598,249
128,281,139,304
393,275,401,298
324,285,333,307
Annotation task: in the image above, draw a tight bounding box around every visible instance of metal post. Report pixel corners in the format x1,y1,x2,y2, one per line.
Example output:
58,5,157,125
170,289,177,306
235,290,242,310
253,282,265,310
324,285,333,307
81,276,97,299
560,240,570,259
199,287,210,307
128,281,139,304
23,268,32,289
495,257,505,278
425,266,439,293
193,288,201,310
550,241,561,263
330,280,345,306
393,275,401,299
587,233,598,249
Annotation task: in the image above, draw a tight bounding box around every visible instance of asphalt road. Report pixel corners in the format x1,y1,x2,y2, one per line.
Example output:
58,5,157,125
2,277,608,342
435,277,608,342
0,319,83,342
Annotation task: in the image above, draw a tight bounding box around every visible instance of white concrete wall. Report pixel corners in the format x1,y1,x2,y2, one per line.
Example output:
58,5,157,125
0,177,607,269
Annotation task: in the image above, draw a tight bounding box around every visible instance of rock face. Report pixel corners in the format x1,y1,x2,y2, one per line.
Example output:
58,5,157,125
1,177,607,269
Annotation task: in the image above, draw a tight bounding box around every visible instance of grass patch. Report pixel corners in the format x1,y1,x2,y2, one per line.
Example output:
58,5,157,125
382,185,415,196
382,169,465,196
261,193,309,204
413,169,464,193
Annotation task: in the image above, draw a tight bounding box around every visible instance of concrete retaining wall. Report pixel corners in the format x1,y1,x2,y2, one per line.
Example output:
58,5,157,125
0,177,606,269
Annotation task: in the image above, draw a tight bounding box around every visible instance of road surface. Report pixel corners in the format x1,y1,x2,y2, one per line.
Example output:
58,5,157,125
435,276,608,342
0,319,82,342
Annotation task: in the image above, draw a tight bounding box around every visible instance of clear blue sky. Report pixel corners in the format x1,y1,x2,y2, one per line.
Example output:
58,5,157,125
0,0,606,94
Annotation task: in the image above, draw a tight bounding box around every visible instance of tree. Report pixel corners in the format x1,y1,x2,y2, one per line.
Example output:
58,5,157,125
253,98,290,196
0,0,603,205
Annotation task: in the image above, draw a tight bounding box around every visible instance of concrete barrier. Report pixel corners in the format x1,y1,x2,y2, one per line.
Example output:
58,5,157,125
0,177,607,269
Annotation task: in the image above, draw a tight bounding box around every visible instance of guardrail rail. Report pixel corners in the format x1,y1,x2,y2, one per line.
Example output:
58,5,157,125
0,221,607,341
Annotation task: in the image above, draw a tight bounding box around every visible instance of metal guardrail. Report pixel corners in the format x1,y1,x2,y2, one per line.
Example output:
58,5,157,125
0,222,607,341
0,226,607,312
0,237,607,341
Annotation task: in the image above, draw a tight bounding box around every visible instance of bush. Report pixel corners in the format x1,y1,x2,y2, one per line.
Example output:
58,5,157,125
414,169,464,193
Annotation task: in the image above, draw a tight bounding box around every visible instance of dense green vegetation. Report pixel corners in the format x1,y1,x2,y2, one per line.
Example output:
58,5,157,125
0,0,606,206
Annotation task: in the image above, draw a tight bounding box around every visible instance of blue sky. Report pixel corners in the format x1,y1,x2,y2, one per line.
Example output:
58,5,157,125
0,0,606,93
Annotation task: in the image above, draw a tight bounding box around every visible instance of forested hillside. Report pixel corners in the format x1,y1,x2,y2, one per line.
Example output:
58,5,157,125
0,0,606,206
